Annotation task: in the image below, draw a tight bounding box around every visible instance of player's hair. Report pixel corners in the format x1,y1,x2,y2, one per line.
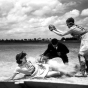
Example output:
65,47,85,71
66,17,74,25
16,51,27,64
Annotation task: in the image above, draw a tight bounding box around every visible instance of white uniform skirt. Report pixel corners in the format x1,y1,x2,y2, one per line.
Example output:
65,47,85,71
79,32,88,56
31,64,49,78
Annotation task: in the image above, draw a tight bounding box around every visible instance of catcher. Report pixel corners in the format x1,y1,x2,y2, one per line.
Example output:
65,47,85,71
8,52,73,80
48,17,88,76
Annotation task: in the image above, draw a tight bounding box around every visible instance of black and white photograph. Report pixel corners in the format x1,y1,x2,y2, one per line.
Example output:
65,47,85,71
0,0,88,88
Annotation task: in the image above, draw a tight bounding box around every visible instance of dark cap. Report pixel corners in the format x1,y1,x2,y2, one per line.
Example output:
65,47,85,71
51,38,58,45
16,51,27,61
66,17,74,24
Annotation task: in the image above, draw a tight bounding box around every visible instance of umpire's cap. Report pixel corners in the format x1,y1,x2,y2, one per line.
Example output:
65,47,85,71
51,38,58,45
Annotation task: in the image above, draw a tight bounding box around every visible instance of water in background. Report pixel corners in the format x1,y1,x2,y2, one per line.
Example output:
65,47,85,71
0,43,80,80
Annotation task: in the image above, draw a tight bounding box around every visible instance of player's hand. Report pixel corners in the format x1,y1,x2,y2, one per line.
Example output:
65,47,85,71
37,54,44,63
39,55,48,63
48,24,56,31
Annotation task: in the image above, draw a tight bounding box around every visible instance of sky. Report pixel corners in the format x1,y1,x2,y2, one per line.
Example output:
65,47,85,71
0,0,88,39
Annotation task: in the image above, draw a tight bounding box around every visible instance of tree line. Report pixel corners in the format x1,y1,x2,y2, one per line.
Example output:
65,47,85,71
0,37,80,43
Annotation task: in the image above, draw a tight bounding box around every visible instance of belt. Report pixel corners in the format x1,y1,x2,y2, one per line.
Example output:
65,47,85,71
26,66,35,76
31,66,35,74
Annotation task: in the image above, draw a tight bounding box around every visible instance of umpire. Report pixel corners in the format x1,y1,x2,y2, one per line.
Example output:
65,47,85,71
42,38,69,64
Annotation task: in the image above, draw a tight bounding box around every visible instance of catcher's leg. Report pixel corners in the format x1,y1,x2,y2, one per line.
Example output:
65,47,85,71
78,54,86,75
85,60,88,73
84,55,88,73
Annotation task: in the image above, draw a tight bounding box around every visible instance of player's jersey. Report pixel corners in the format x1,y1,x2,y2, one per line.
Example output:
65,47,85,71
70,25,88,37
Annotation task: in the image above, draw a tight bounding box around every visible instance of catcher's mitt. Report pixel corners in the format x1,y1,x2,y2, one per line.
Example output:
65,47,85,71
48,24,56,31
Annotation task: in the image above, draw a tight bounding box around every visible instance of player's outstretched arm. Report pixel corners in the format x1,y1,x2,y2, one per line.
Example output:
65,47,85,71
48,24,71,36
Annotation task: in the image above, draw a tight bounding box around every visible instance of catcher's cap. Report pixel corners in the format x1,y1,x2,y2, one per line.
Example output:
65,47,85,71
66,17,74,24
16,51,27,61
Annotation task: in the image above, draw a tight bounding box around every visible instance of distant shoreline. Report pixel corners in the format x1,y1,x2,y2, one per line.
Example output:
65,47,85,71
0,41,80,45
